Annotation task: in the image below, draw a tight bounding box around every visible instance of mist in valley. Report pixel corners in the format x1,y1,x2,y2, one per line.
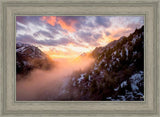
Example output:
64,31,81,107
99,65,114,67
16,55,94,101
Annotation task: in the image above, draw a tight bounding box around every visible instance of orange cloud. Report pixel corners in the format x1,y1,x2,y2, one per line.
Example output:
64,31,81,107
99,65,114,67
57,18,76,32
41,16,77,32
41,16,56,26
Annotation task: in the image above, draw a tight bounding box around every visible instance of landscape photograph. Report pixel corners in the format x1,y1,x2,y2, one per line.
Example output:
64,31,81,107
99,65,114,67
16,16,144,101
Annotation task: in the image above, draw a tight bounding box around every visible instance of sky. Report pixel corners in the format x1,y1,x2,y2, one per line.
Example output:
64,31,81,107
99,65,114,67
16,16,144,59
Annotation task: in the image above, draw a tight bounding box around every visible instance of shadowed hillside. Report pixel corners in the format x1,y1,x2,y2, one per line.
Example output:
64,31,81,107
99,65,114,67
66,26,144,101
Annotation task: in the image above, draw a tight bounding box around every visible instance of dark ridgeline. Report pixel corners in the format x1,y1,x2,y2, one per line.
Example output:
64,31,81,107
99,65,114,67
67,25,144,101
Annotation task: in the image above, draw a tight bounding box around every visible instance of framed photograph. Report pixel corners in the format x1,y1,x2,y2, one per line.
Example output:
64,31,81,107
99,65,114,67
16,15,145,101
0,0,160,117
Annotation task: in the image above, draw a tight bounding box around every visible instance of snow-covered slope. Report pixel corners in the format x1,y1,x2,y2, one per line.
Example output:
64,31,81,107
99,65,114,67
69,26,144,101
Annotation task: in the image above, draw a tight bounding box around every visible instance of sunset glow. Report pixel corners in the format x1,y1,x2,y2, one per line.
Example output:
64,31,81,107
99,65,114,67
16,16,144,59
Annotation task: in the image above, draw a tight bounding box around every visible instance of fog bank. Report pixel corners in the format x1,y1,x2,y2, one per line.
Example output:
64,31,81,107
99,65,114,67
16,56,94,101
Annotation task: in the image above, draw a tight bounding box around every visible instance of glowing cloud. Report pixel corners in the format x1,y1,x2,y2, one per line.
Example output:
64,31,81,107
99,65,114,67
57,18,76,32
41,16,76,32
41,16,57,26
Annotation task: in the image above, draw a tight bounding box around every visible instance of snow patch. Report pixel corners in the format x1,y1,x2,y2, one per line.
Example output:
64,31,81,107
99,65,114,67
114,87,119,91
120,81,127,88
116,58,119,62
77,73,86,83
129,71,143,92
132,37,136,44
113,51,117,55
120,51,122,57
16,46,25,52
106,97,112,100
88,75,91,81
125,48,128,56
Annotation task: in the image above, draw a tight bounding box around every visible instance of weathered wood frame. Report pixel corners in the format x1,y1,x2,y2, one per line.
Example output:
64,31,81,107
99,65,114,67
0,0,159,117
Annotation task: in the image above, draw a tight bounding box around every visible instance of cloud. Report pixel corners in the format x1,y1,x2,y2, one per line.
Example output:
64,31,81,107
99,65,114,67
16,34,36,44
16,34,75,46
77,31,102,46
112,29,132,38
33,30,53,39
57,16,88,32
105,31,111,36
16,22,26,31
41,16,57,26
16,16,27,24
16,16,42,25
40,16,112,34
40,16,86,32
37,37,86,47
58,16,84,25
60,16,86,30
95,16,111,28
93,34,102,40
78,31,92,42
46,23,66,36
78,31,102,41
127,22,142,30
57,18,76,32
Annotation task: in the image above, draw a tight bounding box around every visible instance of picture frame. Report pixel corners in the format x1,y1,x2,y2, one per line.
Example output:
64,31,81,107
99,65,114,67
0,0,159,116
